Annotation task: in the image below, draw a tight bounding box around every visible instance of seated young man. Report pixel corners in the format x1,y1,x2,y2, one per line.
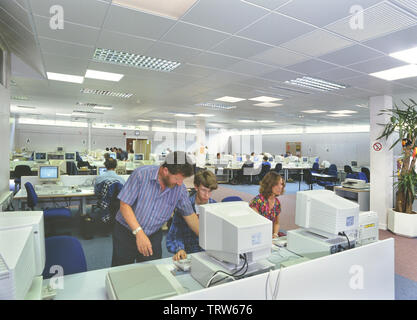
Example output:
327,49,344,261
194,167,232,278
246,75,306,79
94,158,125,194
166,170,218,261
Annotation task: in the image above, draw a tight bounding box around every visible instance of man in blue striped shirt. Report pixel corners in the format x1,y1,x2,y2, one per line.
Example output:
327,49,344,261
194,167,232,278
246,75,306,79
111,151,199,266
166,170,218,261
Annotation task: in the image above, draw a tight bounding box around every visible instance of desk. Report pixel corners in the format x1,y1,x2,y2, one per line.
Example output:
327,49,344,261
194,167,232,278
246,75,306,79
334,186,370,211
44,239,394,300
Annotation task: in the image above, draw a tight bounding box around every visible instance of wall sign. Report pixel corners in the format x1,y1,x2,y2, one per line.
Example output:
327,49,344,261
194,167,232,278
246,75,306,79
373,142,382,151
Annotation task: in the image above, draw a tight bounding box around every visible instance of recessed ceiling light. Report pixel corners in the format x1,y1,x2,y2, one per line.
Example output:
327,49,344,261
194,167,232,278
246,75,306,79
195,114,215,117
249,96,282,102
389,46,417,64
80,88,133,99
153,119,172,123
370,65,417,81
257,120,275,123
175,113,194,117
93,48,180,72
254,102,283,107
238,120,256,123
302,109,326,114
85,69,124,82
215,96,246,103
137,119,151,122
93,106,113,110
112,0,198,20
12,96,29,101
285,77,346,92
331,110,358,114
327,114,351,117
47,72,84,84
196,102,237,110
15,105,36,109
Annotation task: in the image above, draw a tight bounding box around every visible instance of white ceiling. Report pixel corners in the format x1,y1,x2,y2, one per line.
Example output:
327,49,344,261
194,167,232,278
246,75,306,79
2,0,417,130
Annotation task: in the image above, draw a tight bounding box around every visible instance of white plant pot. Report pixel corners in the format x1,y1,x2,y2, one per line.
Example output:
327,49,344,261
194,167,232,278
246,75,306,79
387,208,417,237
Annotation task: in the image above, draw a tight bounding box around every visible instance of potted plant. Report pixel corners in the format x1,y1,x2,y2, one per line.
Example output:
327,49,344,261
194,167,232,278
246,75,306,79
378,98,417,237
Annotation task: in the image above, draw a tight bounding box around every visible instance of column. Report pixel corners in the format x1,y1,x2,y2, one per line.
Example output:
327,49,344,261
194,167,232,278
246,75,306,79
87,120,92,153
369,95,393,229
195,119,206,168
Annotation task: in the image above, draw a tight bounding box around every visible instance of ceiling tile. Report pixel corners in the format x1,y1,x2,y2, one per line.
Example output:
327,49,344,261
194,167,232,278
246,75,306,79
242,0,292,10
160,22,230,50
210,36,273,59
33,15,100,46
249,46,309,67
277,0,382,27
261,68,304,81
181,0,269,34
286,59,337,74
363,25,417,54
1,1,32,32
103,4,176,40
29,0,109,28
318,44,384,66
96,30,155,54
237,12,315,46
189,52,241,69
343,75,413,94
347,56,407,73
172,64,215,78
145,42,202,62
43,53,89,76
280,29,354,57
314,67,364,81
39,37,95,60
227,60,277,76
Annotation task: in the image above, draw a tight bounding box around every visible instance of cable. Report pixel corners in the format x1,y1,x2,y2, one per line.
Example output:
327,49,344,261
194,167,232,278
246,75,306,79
272,266,283,300
206,254,248,288
341,232,351,249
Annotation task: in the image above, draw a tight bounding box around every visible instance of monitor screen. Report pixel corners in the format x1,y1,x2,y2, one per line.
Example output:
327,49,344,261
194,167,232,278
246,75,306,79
98,167,107,175
47,153,64,160
39,166,59,180
351,161,358,167
109,153,116,159
253,156,259,162
35,152,47,160
57,147,64,152
236,156,242,162
65,153,75,160
302,157,308,163
134,153,144,161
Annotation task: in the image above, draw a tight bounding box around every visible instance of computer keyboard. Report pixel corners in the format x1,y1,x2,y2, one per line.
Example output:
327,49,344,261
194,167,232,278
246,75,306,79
173,257,191,272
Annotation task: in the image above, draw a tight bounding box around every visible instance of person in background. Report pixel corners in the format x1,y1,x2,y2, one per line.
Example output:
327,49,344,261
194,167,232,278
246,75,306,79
166,170,218,261
262,155,271,168
118,148,128,161
249,171,285,239
105,147,110,152
111,151,199,266
216,152,221,160
94,158,125,194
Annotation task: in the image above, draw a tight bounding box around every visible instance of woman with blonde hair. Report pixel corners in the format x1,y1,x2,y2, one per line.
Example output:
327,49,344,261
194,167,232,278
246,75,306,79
249,171,285,238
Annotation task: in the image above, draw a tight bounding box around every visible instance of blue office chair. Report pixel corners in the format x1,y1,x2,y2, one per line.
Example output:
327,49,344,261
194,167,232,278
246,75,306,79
221,196,243,202
274,163,283,175
312,162,320,173
14,165,32,193
66,161,79,175
346,172,368,183
361,167,370,183
317,164,338,190
42,236,87,279
24,182,72,236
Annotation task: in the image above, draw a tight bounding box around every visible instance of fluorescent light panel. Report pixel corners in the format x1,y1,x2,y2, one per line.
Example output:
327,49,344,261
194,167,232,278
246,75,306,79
285,77,346,92
195,114,215,117
327,114,351,117
80,88,133,98
93,106,113,110
56,113,72,116
331,110,357,114
196,102,236,110
137,119,151,122
93,48,180,72
215,96,246,103
249,96,282,102
370,65,417,81
254,102,283,107
47,72,84,84
389,46,417,64
112,0,197,20
302,109,326,113
85,69,124,82
238,120,255,123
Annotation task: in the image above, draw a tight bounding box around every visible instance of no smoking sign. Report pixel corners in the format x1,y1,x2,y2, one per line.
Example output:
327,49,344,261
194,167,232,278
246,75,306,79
373,142,382,151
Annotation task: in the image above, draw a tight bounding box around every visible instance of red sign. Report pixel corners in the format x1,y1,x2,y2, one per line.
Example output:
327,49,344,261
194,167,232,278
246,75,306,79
373,142,382,151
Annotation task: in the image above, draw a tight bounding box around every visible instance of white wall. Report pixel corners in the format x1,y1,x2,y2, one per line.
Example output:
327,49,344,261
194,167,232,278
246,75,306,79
0,45,10,196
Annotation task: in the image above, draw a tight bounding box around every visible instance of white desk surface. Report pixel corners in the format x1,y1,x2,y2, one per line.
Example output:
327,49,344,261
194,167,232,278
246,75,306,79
14,186,95,199
45,247,299,300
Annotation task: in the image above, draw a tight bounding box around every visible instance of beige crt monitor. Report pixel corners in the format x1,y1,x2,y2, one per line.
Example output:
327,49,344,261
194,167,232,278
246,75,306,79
38,165,60,182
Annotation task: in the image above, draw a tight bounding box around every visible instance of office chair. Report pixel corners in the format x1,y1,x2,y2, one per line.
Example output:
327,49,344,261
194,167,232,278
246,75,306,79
312,162,320,173
273,163,283,175
42,236,87,280
253,164,271,185
361,167,370,183
24,182,72,236
303,170,315,190
66,161,79,175
317,164,338,191
221,196,243,202
344,165,353,174
346,172,368,183
14,165,32,192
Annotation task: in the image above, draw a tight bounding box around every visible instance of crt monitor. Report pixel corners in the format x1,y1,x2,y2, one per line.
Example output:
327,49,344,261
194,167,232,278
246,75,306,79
65,152,76,160
34,152,47,161
236,156,242,162
351,160,358,167
295,190,359,237
199,201,272,266
57,147,64,152
109,152,117,160
302,157,308,163
97,167,107,175
38,165,60,182
134,153,144,161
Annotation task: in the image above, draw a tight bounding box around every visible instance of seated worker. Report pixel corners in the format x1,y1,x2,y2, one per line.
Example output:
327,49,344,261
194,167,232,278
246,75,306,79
249,171,286,239
166,170,218,261
262,155,271,168
117,148,128,161
94,158,126,194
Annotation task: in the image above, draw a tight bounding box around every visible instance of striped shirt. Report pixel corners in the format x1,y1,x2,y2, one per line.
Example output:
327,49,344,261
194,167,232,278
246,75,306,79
115,165,194,235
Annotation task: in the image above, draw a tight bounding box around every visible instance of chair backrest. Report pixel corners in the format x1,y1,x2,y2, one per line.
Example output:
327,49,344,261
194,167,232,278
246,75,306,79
328,164,337,175
66,161,78,175
312,162,319,171
42,236,87,279
304,169,313,184
357,171,368,182
344,165,353,174
221,196,243,202
24,182,38,209
260,164,271,175
108,182,123,220
14,165,32,178
274,163,282,172
361,167,370,182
